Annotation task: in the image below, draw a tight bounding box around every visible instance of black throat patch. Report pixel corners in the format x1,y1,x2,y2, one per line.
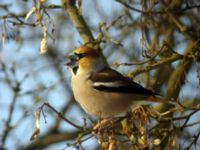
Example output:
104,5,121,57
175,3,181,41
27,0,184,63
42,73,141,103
72,66,78,75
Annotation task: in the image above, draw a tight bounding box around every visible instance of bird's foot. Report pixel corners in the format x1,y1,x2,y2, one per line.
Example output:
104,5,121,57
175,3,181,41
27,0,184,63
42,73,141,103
92,118,118,134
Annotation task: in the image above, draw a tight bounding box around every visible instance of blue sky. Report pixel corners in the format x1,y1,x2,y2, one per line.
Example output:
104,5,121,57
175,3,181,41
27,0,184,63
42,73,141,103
0,0,200,149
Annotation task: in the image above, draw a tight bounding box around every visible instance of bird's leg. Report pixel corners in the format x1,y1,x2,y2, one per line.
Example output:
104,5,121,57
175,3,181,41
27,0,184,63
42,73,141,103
92,117,119,133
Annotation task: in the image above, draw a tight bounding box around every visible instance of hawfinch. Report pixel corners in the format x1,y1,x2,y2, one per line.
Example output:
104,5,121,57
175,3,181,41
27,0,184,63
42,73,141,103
66,46,165,118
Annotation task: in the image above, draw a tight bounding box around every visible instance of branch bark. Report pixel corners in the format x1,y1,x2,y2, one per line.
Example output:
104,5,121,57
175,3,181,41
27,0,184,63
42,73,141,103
21,132,79,150
62,0,94,43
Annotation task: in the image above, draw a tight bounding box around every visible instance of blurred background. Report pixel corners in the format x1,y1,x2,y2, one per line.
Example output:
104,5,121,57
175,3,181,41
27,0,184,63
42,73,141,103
0,0,200,149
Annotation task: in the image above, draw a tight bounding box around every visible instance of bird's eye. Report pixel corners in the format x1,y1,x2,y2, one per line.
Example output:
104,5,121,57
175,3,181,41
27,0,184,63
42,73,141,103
74,53,87,60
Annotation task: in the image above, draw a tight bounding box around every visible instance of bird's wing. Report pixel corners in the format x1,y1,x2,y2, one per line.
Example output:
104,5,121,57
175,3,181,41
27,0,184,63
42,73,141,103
90,67,158,96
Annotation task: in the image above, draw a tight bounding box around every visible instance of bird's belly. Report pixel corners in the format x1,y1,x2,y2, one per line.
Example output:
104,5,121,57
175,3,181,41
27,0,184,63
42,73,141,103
72,78,133,118
91,92,133,118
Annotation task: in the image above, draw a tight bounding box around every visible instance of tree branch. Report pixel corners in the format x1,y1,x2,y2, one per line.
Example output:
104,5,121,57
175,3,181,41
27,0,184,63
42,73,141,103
62,0,94,43
21,132,79,150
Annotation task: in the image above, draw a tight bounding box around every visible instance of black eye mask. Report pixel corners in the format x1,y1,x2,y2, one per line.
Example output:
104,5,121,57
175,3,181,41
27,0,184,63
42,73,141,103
74,52,87,60
72,66,78,75
66,53,88,75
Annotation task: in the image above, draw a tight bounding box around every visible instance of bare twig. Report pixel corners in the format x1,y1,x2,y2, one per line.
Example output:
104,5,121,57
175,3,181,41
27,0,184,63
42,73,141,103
0,65,21,149
128,53,183,78
40,102,84,130
185,129,200,149
114,43,166,67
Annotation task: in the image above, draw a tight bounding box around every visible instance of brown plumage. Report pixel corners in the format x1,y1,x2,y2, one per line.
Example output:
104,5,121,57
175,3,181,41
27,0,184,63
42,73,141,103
66,46,170,118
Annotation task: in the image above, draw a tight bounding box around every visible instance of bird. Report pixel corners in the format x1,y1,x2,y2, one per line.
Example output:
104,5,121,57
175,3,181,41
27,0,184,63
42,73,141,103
66,45,167,119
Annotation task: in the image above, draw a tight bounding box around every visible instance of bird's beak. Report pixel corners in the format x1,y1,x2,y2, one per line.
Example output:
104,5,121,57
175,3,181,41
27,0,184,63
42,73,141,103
64,54,79,68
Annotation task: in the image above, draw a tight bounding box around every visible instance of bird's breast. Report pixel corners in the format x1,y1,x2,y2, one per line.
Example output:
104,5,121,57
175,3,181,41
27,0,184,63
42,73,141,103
71,74,134,118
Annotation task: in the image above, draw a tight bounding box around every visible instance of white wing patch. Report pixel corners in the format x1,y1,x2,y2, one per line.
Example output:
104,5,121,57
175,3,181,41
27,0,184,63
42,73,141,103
93,81,127,87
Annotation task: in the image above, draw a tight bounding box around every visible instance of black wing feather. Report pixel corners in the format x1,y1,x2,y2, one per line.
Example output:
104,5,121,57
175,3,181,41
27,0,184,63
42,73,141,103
90,68,158,96
93,84,157,95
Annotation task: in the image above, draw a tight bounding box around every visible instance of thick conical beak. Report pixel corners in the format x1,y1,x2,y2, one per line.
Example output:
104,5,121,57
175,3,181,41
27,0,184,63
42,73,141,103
64,54,79,68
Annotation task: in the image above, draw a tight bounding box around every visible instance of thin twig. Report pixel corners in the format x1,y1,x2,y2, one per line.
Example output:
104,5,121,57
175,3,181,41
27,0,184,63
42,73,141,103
40,102,84,130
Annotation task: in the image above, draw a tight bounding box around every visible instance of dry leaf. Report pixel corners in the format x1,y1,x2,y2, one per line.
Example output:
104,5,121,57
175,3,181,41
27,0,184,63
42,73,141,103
153,139,161,145
30,112,41,141
138,136,146,145
108,136,117,150
35,111,40,128
40,26,48,54
30,128,40,141
40,37,47,54
35,11,42,23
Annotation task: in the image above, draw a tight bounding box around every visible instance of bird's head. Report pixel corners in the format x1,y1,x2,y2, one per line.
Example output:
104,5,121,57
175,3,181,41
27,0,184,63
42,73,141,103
66,46,108,75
